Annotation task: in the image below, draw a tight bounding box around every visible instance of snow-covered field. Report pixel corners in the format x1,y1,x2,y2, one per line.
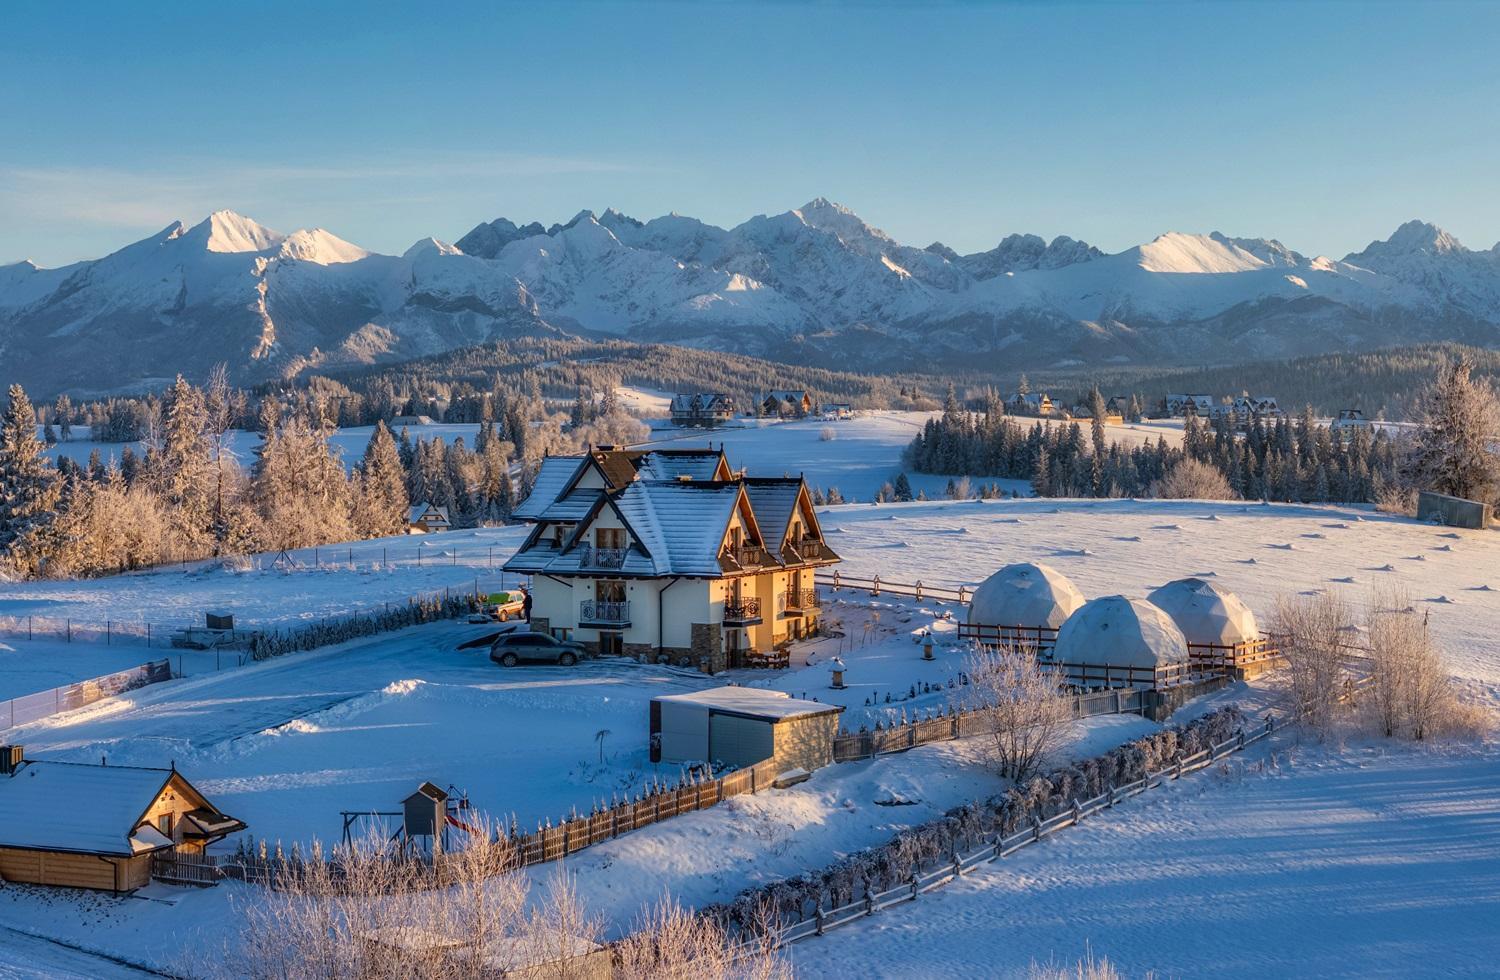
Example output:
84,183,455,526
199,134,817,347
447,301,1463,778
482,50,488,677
789,739,1500,978
5,430,1500,975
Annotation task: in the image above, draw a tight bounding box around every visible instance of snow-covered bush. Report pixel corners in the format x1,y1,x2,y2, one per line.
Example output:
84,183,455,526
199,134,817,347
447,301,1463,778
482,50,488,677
1147,457,1238,500
1364,587,1491,741
1270,591,1354,733
819,426,837,442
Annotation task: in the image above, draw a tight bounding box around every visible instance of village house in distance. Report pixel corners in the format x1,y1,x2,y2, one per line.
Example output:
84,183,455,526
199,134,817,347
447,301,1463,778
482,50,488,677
504,446,839,672
669,392,735,428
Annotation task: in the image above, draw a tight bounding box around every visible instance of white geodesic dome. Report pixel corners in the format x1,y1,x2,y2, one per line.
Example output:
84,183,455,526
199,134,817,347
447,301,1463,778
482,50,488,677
1052,596,1189,669
966,563,1085,629
1147,578,1259,647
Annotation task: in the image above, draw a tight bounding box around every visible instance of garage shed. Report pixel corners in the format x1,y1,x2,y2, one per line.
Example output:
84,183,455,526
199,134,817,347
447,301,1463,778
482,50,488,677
650,686,844,772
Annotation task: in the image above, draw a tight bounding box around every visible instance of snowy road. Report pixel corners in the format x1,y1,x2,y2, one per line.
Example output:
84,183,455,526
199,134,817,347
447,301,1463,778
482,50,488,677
0,927,157,979
12,622,726,844
788,739,1500,978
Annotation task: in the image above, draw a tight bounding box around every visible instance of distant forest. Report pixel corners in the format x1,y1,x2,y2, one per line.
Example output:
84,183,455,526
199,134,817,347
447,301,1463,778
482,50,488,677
30,338,1500,439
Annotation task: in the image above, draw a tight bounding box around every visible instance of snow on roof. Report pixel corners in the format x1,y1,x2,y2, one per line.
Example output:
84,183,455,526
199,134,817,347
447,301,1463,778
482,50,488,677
1147,578,1259,646
743,479,802,556
615,481,742,576
1052,596,1189,670
537,493,597,522
513,456,586,519
0,762,175,856
637,449,725,482
967,562,1084,629
654,685,843,720
408,503,450,523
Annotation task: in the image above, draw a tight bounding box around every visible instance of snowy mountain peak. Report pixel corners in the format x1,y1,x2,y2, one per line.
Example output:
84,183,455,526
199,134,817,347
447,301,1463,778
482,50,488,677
185,210,285,253
402,237,463,260
1134,232,1280,274
278,228,371,265
455,217,547,259
1362,219,1466,258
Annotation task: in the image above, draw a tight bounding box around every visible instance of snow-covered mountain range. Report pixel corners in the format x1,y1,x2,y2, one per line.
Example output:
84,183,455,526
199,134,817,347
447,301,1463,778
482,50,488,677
3,199,1500,396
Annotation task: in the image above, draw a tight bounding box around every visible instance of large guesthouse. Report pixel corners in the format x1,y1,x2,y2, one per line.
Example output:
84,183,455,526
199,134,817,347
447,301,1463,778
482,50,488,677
504,447,839,672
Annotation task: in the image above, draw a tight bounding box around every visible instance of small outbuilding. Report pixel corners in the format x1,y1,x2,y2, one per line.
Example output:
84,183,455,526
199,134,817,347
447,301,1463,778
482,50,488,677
650,686,844,772
1147,578,1259,647
0,748,244,892
1051,596,1191,689
962,562,1084,650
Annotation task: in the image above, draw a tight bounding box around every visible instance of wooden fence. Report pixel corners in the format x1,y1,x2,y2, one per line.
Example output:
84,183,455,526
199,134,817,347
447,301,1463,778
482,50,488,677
817,571,969,605
151,849,223,887
219,756,786,888
1,659,171,731
771,715,1280,948
831,687,1142,763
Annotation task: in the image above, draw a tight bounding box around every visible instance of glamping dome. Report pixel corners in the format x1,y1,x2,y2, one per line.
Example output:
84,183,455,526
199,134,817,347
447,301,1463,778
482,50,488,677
1052,596,1189,671
966,563,1085,628
1147,578,1258,647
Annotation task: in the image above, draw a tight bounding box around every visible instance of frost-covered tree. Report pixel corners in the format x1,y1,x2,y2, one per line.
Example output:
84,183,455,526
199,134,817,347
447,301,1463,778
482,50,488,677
1406,354,1500,503
152,375,216,547
352,421,409,537
0,385,63,577
252,400,353,550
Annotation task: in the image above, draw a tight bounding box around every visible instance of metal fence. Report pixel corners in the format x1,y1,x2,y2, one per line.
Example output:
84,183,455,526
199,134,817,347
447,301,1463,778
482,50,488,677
1,659,171,731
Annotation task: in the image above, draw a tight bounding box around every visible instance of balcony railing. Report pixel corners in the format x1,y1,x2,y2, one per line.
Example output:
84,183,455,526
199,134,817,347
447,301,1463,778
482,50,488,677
790,538,827,561
782,589,819,611
724,597,762,623
722,545,767,569
579,600,630,625
579,545,628,569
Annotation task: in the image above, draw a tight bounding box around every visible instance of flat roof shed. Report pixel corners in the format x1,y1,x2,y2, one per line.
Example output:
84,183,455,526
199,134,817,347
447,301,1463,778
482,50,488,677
650,686,844,773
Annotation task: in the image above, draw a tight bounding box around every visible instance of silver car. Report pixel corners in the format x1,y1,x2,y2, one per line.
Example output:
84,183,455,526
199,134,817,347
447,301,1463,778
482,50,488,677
489,632,585,667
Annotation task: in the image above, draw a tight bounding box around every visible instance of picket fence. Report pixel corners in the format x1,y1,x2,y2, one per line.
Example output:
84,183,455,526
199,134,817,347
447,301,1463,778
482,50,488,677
0,659,171,731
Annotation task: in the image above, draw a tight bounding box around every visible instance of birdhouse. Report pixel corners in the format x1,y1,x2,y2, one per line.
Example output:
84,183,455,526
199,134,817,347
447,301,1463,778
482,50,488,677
828,656,847,690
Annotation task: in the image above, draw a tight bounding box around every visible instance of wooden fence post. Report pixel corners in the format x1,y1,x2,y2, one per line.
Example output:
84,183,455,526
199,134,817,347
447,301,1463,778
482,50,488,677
871,574,880,597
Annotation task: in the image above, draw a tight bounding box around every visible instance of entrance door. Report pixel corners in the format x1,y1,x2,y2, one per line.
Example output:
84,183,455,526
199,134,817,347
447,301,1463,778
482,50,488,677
599,631,624,656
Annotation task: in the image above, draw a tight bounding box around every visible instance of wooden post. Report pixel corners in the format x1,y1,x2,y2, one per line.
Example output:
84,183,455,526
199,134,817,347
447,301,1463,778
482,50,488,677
871,573,880,597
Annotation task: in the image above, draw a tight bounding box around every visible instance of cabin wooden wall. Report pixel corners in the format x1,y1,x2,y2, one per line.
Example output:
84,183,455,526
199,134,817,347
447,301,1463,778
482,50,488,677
0,846,147,891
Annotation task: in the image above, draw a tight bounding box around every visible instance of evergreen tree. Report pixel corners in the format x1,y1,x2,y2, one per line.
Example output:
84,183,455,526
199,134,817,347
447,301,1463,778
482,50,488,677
0,385,63,576
353,421,409,537
1406,354,1500,503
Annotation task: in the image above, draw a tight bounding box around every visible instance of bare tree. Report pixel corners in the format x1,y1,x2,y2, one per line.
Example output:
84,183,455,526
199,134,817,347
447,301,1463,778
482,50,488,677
964,643,1072,781
1270,591,1354,733
1365,588,1488,741
615,896,787,980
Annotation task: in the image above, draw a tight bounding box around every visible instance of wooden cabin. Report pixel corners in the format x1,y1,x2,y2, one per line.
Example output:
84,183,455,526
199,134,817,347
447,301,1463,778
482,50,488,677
0,749,244,892
762,390,813,418
408,502,452,534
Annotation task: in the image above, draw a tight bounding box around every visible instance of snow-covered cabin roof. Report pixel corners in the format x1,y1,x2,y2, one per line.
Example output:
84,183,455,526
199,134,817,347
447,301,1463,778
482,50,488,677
636,448,728,482
1052,596,1189,669
408,503,450,524
1147,578,1259,646
513,456,586,519
742,478,803,557
526,481,750,578
966,563,1084,629
654,686,843,721
669,393,732,413
0,762,232,857
766,390,809,405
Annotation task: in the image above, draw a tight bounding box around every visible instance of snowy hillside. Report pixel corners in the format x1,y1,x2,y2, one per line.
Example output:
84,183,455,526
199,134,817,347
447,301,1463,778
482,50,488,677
5,201,1500,395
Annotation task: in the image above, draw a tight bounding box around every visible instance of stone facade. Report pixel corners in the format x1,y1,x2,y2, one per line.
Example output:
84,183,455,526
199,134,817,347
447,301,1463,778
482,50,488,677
690,623,727,675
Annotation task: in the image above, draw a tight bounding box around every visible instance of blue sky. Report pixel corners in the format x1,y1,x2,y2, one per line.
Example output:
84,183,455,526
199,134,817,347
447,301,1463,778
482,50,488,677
3,0,1499,266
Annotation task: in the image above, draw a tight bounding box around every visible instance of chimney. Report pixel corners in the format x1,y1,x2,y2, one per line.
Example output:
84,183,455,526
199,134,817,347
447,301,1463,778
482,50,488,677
0,744,23,775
